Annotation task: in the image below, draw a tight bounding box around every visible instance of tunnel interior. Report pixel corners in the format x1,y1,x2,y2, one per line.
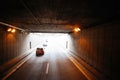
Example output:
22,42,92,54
0,0,120,80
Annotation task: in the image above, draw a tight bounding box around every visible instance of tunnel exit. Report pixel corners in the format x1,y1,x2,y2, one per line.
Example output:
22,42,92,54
30,33,69,50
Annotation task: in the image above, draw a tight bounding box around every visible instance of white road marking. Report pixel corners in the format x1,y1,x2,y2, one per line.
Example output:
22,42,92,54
64,52,94,80
46,62,49,74
2,53,33,80
69,57,92,80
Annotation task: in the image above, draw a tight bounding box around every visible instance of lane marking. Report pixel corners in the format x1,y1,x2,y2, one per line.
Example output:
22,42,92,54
45,62,49,74
64,53,93,80
69,57,92,80
2,53,33,80
2,69,16,80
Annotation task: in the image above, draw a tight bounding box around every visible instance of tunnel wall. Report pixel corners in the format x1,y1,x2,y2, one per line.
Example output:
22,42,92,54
68,21,120,80
0,27,41,65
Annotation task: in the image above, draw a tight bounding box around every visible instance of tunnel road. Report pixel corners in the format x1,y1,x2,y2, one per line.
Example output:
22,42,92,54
6,45,88,80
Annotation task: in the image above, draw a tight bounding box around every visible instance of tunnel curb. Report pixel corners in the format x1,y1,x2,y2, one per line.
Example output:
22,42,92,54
66,50,110,80
0,49,33,79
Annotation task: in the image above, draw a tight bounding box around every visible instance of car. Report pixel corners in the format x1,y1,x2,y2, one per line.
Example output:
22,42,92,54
43,40,48,47
36,48,44,56
43,43,47,47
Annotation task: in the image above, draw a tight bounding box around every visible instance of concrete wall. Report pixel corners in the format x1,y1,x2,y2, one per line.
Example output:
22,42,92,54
68,21,120,80
0,26,41,65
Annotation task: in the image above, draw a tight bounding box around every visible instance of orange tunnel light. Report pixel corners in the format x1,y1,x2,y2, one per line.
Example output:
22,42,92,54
11,29,16,33
7,28,16,33
74,27,81,32
7,28,12,32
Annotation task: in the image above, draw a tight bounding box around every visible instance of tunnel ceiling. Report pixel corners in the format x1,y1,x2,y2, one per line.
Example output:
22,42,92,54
0,0,119,33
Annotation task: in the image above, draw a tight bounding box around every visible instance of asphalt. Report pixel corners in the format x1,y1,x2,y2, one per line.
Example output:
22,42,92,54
6,44,87,80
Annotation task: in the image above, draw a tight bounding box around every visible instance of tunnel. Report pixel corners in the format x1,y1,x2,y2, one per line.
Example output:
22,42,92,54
0,0,120,80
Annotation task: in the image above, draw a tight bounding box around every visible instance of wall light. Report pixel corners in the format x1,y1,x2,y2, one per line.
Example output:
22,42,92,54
74,27,81,32
11,29,16,33
7,28,16,33
7,28,12,32
0,22,25,33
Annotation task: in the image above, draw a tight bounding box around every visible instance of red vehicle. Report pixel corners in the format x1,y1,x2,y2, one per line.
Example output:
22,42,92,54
36,48,44,56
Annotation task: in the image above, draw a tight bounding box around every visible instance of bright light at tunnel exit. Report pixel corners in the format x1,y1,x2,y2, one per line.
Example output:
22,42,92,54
30,33,69,49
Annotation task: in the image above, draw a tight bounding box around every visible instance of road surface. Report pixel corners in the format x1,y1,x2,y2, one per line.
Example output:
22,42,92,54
6,44,87,80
